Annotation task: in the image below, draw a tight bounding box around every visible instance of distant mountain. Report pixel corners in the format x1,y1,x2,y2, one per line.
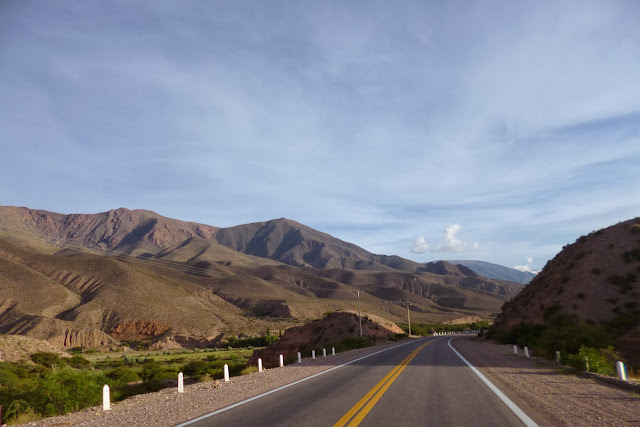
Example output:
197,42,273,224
214,218,423,272
0,205,525,350
447,260,536,284
0,206,218,256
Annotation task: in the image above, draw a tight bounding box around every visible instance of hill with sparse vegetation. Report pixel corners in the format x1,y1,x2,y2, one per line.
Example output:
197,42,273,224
490,217,640,368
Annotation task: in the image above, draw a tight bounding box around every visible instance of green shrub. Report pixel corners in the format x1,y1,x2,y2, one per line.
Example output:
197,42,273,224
181,360,210,376
30,352,62,368
68,347,84,355
139,361,174,382
566,346,617,375
328,336,374,353
66,355,91,369
37,368,107,416
107,367,141,384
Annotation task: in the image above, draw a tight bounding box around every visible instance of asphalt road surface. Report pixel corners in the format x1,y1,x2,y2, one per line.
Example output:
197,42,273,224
177,337,540,426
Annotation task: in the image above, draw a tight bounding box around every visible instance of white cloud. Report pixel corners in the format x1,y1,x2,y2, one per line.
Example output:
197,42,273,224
438,224,466,252
412,224,478,254
411,235,430,254
513,257,540,274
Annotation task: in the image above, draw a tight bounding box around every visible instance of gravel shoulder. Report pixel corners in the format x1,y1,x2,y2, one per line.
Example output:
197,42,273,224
450,337,640,427
18,336,640,426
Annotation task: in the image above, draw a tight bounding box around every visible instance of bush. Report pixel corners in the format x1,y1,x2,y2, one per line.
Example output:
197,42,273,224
66,355,91,369
30,352,62,368
37,368,107,416
139,361,175,382
240,366,257,376
181,360,210,376
566,346,617,375
328,336,374,353
107,367,141,384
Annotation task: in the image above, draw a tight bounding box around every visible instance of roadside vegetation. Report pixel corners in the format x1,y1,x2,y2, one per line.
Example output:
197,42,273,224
486,305,639,377
0,344,260,425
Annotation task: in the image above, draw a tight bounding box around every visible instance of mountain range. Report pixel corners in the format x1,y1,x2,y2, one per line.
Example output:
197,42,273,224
447,260,536,284
0,205,525,349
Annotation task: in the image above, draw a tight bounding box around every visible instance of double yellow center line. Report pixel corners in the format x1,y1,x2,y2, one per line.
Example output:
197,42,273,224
333,340,433,427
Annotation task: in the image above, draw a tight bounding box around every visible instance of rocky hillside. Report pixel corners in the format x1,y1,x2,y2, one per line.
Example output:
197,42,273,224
247,311,403,367
214,218,423,271
0,205,524,350
0,206,218,256
492,217,640,363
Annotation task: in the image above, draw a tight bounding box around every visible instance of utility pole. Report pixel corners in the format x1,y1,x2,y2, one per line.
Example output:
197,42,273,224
405,301,412,336
353,290,363,337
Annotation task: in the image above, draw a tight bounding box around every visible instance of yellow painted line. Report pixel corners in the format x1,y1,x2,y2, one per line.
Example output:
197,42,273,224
332,344,423,427
333,340,433,427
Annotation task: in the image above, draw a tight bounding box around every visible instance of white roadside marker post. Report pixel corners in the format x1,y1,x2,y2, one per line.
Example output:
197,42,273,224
513,345,518,355
258,358,263,373
332,347,335,356
178,372,184,393
279,354,284,367
224,364,230,382
298,352,302,363
555,351,561,364
524,347,530,358
312,350,316,360
323,348,327,357
102,385,111,411
616,361,627,381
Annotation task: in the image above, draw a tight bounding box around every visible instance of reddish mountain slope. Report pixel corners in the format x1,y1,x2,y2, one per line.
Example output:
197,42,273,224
492,217,640,364
0,206,218,256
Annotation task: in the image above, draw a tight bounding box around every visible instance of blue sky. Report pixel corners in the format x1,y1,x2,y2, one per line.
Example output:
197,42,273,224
1,1,639,272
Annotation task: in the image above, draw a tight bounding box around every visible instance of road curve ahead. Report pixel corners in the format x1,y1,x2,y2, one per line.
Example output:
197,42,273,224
177,337,539,427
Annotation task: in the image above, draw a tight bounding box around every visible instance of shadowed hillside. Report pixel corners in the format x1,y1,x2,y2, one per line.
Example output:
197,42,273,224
492,217,640,366
214,218,423,271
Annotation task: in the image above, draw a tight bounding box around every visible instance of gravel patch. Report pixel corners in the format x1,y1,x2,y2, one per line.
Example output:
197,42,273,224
450,337,640,427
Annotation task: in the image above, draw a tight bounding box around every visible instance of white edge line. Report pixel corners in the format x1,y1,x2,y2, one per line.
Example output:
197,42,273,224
448,338,538,427
175,338,426,426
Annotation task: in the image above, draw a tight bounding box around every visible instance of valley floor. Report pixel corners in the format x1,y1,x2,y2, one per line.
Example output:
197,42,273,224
18,337,640,426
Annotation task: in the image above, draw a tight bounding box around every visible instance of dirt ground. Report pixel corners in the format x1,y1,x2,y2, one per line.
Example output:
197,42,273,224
451,337,640,426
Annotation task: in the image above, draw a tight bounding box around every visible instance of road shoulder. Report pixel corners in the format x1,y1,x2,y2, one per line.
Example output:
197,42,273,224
451,336,640,426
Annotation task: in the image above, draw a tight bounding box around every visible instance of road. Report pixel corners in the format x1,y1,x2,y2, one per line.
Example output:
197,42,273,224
178,337,539,426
